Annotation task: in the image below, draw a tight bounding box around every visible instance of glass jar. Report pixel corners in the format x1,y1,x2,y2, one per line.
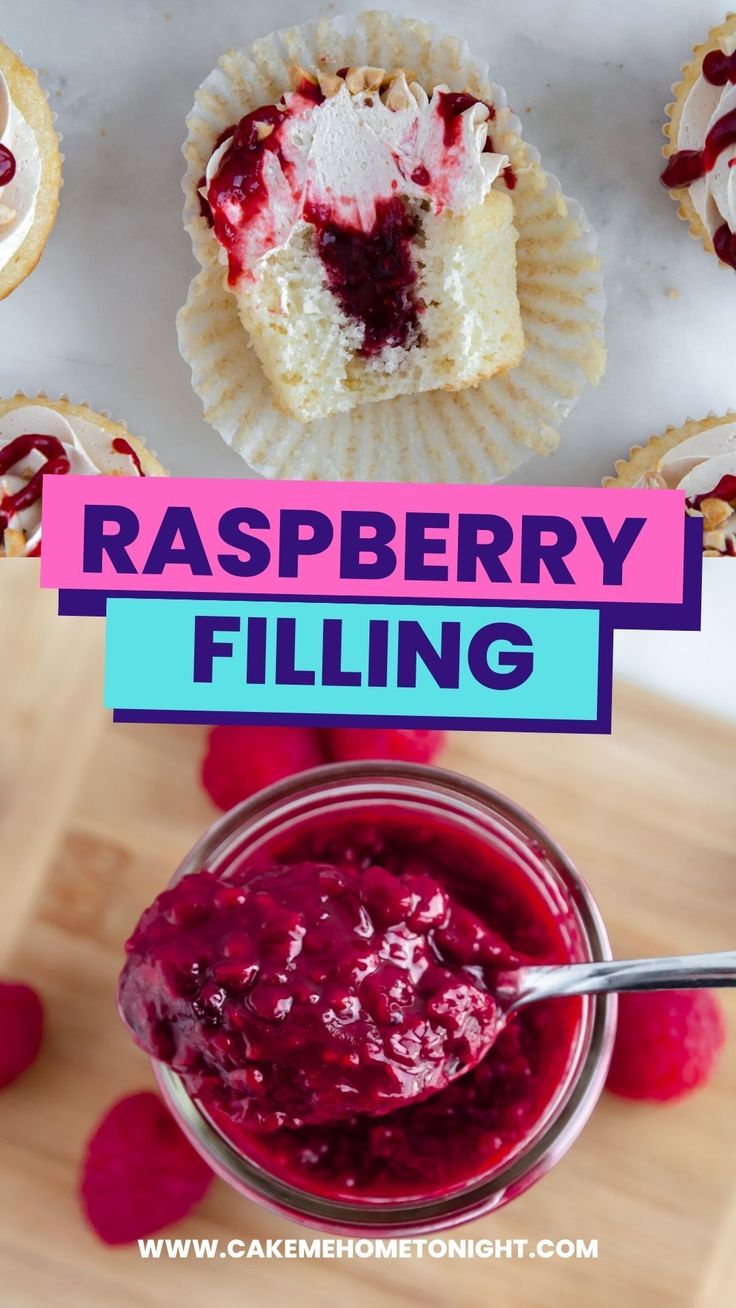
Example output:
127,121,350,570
154,762,615,1235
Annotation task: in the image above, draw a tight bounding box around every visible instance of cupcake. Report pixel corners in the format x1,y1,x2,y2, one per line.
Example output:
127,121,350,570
0,41,62,299
179,11,605,483
604,415,736,557
199,65,524,422
660,15,736,270
0,397,167,558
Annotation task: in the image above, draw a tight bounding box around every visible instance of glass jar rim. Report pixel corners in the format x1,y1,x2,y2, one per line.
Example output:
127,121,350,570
156,761,615,1235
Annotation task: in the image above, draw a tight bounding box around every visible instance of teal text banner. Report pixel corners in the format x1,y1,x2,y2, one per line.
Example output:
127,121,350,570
104,598,602,727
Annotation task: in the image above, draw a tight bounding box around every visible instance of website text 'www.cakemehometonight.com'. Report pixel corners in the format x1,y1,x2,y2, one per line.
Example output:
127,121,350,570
137,1236,599,1262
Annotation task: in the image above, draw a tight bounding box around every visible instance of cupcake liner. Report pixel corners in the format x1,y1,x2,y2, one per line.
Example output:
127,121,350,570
0,37,63,300
603,412,736,488
178,10,606,483
662,14,736,269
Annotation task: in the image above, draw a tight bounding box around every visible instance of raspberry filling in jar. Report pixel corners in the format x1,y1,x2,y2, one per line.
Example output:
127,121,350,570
119,765,610,1224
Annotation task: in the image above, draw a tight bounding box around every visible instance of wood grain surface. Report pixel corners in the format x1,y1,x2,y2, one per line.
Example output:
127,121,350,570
0,562,734,1308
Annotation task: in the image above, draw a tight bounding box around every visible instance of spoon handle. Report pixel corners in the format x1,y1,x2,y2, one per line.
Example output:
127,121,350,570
502,951,736,1011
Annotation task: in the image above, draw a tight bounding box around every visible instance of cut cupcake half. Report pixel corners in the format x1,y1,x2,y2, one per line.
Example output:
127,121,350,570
604,414,736,557
0,396,167,558
179,10,605,484
199,66,524,423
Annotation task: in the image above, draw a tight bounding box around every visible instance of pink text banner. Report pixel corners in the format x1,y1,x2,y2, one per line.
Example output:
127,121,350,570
40,478,688,607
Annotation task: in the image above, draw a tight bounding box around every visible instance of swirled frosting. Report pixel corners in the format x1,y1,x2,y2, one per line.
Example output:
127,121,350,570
0,404,144,556
204,69,509,282
0,71,42,271
663,30,736,267
637,423,736,556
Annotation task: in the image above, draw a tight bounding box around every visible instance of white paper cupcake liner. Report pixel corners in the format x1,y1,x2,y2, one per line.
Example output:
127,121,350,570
178,10,606,483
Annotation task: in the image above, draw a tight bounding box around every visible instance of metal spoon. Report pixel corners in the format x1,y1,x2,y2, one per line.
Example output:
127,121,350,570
495,950,736,1018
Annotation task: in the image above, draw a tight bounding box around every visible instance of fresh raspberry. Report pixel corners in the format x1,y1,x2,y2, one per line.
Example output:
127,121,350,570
324,728,445,765
80,1091,213,1245
0,981,44,1089
201,725,326,810
606,989,726,1102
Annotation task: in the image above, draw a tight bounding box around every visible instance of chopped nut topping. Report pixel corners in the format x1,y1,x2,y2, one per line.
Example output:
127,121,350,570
0,201,16,226
384,71,412,112
345,66,386,95
408,80,429,110
3,528,27,558
289,64,319,91
316,70,343,99
255,121,275,141
703,528,727,553
700,497,732,531
289,64,428,111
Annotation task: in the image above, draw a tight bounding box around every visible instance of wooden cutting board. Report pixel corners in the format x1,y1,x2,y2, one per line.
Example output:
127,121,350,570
1,562,735,1308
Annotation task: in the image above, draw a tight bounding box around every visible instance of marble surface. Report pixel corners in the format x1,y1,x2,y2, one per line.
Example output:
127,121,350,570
1,0,734,712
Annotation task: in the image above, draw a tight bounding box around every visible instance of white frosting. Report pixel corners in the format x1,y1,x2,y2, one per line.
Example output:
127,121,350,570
677,32,736,245
637,423,736,552
206,79,508,278
0,404,144,555
0,71,42,270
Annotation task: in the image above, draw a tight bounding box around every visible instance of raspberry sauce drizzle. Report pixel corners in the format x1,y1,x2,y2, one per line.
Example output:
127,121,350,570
207,104,290,284
661,107,736,188
112,437,145,477
0,143,16,186
702,47,736,86
436,91,496,151
689,473,736,509
0,434,70,532
714,221,736,270
660,45,736,268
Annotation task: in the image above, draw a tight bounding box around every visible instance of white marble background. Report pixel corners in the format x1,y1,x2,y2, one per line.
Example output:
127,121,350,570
1,0,734,714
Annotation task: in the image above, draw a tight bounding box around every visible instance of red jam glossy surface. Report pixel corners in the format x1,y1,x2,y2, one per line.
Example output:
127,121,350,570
0,142,16,186
702,47,736,86
119,858,516,1131
0,434,70,534
111,437,145,477
124,810,583,1202
713,221,736,270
